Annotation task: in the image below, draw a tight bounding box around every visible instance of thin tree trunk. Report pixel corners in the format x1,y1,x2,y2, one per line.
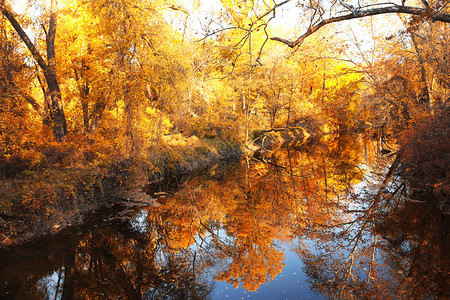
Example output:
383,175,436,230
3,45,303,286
61,250,75,300
73,65,90,133
409,32,432,111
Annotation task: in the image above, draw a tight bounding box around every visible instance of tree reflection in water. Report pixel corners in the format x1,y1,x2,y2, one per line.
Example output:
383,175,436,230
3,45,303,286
0,212,213,299
147,133,369,293
0,133,448,299
294,143,450,299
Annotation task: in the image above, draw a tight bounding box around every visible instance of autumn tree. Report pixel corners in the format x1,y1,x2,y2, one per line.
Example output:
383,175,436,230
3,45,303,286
0,6,45,174
1,0,67,141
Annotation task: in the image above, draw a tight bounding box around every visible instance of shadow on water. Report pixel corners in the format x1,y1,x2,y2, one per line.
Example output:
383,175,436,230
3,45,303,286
0,132,448,299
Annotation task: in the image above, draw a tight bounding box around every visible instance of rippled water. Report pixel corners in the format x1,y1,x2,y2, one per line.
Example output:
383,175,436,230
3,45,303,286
1,133,448,299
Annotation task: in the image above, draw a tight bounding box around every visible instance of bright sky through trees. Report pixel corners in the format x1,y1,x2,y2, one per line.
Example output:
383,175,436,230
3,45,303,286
9,0,381,51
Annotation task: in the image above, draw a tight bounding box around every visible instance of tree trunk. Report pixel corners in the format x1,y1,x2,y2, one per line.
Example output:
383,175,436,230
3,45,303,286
409,31,432,111
61,250,75,300
73,64,90,134
46,0,67,141
124,82,138,155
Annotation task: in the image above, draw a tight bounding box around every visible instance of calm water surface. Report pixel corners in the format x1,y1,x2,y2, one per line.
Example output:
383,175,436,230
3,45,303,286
0,133,448,299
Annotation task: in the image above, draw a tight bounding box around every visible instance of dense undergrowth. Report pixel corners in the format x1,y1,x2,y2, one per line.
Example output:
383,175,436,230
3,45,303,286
400,107,450,213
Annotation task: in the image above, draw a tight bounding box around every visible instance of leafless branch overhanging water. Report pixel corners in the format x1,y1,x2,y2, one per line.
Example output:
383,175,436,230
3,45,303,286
271,3,450,48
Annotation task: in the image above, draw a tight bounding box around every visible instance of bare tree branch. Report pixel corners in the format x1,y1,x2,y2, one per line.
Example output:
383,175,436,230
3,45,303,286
271,5,450,47
195,26,248,42
166,4,189,15
257,0,292,22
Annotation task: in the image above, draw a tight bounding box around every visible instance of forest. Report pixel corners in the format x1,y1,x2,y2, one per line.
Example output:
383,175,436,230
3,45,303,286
0,0,449,245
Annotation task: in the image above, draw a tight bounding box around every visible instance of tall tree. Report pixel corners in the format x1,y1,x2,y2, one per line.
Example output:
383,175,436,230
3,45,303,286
1,0,67,141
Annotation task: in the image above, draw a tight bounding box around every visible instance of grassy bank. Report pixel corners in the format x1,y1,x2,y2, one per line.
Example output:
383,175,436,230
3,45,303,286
0,136,241,246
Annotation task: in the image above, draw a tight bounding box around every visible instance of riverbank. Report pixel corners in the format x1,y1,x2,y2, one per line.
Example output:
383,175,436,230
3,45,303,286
2,110,447,247
0,136,241,247
399,108,450,214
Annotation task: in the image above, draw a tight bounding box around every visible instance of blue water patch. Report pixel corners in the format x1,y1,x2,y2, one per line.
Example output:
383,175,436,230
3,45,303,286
212,248,324,299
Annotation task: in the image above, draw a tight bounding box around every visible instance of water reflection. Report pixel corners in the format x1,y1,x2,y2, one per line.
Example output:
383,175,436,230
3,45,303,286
0,133,448,299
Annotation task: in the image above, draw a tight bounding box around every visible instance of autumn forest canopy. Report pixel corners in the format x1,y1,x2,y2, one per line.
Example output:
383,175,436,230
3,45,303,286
0,0,449,196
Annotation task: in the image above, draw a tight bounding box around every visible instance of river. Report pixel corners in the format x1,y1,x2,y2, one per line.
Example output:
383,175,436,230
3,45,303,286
0,133,448,299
